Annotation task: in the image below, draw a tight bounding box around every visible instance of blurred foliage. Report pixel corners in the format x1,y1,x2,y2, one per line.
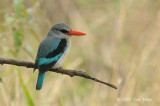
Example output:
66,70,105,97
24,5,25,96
0,0,160,106
17,68,34,106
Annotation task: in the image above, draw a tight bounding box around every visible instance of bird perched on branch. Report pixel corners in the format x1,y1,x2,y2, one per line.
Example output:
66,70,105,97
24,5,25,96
34,23,86,90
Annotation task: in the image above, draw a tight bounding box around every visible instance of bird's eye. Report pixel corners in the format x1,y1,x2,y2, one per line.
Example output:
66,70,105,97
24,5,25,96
60,29,69,33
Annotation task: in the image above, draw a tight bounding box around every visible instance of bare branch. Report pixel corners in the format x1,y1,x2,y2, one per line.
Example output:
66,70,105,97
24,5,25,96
0,58,117,89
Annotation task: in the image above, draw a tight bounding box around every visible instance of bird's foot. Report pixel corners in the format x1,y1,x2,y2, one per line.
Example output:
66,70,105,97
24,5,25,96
59,66,63,69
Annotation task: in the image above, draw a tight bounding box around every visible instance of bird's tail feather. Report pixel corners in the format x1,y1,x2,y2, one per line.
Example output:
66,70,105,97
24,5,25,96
36,72,45,90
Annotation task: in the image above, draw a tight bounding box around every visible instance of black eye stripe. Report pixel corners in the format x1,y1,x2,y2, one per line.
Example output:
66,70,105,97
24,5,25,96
60,29,69,33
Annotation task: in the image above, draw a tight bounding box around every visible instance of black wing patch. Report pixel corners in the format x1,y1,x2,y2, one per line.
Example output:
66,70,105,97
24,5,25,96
46,39,67,58
39,39,67,72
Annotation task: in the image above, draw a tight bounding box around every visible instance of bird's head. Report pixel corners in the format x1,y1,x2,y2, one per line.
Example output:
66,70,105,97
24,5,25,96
48,23,86,39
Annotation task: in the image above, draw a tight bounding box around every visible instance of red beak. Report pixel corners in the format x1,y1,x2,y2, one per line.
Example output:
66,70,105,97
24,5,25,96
67,30,86,36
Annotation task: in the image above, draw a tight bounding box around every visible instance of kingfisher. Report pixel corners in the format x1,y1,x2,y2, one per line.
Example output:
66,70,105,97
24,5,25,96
34,23,86,90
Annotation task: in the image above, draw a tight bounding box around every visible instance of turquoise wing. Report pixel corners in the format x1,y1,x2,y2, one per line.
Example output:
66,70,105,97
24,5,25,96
35,38,67,72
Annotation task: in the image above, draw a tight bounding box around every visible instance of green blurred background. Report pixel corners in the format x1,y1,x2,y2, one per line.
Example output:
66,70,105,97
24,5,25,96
0,0,160,105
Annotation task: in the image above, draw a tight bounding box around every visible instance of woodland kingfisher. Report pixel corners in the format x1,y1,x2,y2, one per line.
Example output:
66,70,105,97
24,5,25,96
34,23,86,90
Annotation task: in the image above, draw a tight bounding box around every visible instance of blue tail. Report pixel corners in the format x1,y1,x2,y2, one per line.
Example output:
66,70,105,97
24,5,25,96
36,72,45,90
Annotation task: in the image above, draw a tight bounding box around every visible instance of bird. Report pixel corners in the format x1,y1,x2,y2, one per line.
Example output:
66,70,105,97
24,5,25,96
34,23,86,90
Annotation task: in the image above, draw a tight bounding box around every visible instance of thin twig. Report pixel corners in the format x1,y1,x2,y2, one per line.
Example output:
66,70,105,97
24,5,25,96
0,58,117,89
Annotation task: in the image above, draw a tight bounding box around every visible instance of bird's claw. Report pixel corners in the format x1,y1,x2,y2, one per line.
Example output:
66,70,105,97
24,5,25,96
59,66,63,69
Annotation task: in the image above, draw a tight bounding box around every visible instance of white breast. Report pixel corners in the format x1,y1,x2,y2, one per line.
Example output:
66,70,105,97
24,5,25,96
53,39,71,68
